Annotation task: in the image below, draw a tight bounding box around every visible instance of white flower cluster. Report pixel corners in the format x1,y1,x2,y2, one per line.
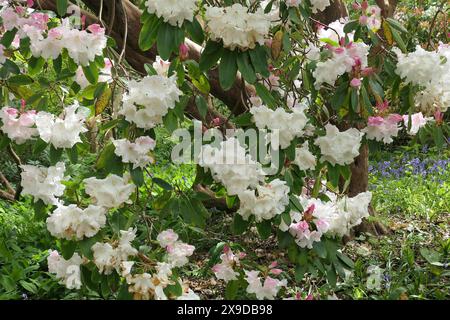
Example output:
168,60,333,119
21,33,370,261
46,204,107,240
394,44,450,113
47,250,83,290
250,105,308,149
314,124,363,166
127,230,198,300
35,102,90,149
293,141,317,171
119,75,182,129
199,137,265,196
366,265,384,291
310,0,331,14
0,107,37,144
312,42,369,89
281,191,371,248
1,5,107,66
20,162,66,205
204,4,271,50
362,114,403,144
238,179,290,222
212,246,243,283
113,136,156,169
157,229,195,267
83,174,135,209
245,270,287,300
91,228,138,275
145,0,197,27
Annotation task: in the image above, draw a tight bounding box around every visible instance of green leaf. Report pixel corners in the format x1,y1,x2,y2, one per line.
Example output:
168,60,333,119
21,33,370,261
61,240,77,260
195,95,208,119
33,200,47,221
32,138,48,155
343,20,359,33
327,163,340,188
232,214,250,235
326,265,337,287
350,88,359,112
139,14,161,51
56,0,68,16
163,109,178,133
386,18,408,34
249,45,269,78
256,220,272,239
237,51,256,84
391,28,407,52
157,22,177,60
254,83,276,108
152,177,173,190
130,167,144,187
337,251,354,269
219,49,238,90
289,194,303,212
313,241,327,259
28,57,45,76
117,283,133,300
225,280,239,300
53,55,63,74
199,40,224,72
66,145,78,164
82,63,99,85
1,29,17,47
185,18,204,45
8,75,33,85
49,145,63,165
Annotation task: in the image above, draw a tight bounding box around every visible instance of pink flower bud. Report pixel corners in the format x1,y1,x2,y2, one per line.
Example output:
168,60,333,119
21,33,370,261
269,261,278,268
361,0,369,11
212,117,221,126
434,110,443,124
334,47,345,54
352,2,361,10
179,43,189,61
305,203,315,215
361,67,375,77
350,78,362,88
81,15,86,29
223,245,230,254
269,268,283,275
265,39,273,48
27,0,34,7
359,15,368,26
238,252,247,259
376,99,389,111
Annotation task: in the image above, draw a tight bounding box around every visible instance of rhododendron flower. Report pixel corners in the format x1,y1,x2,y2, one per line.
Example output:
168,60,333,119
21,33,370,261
250,105,308,149
47,250,82,289
113,136,156,169
92,228,138,275
366,265,384,291
244,270,287,300
0,107,37,144
157,229,195,267
205,4,271,50
145,0,197,27
20,162,66,205
83,174,135,208
152,56,170,76
212,246,243,283
314,124,364,166
199,138,265,196
403,112,430,135
363,114,402,144
166,242,195,267
35,102,90,149
312,41,369,89
119,75,182,129
293,141,317,171
156,229,179,248
46,204,107,240
238,179,290,222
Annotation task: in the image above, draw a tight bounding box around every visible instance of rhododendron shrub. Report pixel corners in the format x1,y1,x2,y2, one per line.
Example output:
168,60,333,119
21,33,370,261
0,0,448,300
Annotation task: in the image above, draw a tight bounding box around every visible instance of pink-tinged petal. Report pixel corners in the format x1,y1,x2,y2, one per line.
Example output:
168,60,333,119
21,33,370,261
368,116,384,126
269,268,283,275
350,78,362,88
